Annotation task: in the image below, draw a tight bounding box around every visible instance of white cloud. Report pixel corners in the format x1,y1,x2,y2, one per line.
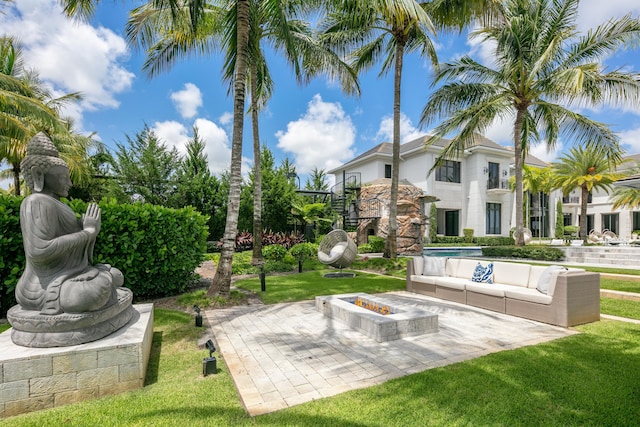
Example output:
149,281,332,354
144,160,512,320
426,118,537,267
577,1,640,32
275,94,356,173
219,112,233,126
619,127,640,154
467,26,497,68
152,118,251,176
170,83,202,119
0,0,134,130
375,112,426,143
484,114,514,146
529,141,563,164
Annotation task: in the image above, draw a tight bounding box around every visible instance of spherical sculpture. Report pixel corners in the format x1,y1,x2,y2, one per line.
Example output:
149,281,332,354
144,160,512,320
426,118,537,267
8,132,134,347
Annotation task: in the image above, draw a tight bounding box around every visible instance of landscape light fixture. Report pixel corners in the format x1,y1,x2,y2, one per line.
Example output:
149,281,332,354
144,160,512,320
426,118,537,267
203,339,217,376
193,304,203,327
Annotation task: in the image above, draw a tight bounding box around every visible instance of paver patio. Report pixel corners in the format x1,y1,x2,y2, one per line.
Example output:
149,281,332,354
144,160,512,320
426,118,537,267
205,291,576,416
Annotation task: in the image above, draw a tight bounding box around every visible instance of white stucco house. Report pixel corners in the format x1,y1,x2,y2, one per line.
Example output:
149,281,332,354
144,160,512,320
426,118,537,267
328,135,639,241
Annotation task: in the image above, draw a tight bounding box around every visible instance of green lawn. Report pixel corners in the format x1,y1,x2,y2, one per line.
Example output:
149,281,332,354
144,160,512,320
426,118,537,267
2,309,638,426
235,270,406,305
2,258,640,426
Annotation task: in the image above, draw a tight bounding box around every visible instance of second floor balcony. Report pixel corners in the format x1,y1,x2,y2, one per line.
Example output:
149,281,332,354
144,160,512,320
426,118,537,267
487,178,510,193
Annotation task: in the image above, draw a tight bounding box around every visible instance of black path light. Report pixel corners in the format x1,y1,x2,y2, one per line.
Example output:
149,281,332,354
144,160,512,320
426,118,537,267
203,339,217,376
193,304,203,327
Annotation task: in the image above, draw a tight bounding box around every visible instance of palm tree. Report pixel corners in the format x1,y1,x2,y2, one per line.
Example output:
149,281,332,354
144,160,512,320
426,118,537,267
420,0,640,245
320,0,498,258
127,0,358,294
0,37,86,195
552,145,626,243
320,0,437,258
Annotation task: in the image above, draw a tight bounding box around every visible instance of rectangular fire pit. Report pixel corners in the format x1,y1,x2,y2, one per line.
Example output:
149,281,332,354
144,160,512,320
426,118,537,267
315,293,438,342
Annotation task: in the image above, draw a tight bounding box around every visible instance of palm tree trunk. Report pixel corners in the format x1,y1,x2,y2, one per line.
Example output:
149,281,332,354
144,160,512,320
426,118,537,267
13,164,20,196
580,185,589,242
209,0,250,297
513,106,526,246
250,64,263,266
384,40,404,259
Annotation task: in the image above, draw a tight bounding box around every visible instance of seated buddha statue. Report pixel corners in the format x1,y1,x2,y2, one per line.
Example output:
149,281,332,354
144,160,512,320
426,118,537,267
9,132,133,347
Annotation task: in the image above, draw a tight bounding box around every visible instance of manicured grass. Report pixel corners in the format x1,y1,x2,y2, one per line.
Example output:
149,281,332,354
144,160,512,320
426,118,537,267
235,270,406,305
0,322,9,334
600,277,640,293
601,297,640,320
3,309,638,426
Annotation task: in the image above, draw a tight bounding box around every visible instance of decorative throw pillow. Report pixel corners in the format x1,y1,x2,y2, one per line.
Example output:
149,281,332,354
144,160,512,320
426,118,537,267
471,262,493,284
537,265,567,294
422,256,447,276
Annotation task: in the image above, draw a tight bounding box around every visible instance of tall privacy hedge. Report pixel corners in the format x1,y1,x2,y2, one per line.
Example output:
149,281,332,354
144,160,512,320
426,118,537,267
0,195,208,317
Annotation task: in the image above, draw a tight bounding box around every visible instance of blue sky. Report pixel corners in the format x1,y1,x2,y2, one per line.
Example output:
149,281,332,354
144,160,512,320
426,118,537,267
2,0,640,188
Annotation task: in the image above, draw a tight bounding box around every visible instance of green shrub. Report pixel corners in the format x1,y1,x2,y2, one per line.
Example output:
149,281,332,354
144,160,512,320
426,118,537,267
475,236,515,246
463,228,474,243
0,195,24,317
288,242,318,261
263,244,288,262
358,243,373,253
481,245,564,261
0,195,208,307
367,236,385,252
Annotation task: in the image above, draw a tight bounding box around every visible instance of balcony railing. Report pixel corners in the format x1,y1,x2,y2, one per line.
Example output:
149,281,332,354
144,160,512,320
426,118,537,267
487,178,509,191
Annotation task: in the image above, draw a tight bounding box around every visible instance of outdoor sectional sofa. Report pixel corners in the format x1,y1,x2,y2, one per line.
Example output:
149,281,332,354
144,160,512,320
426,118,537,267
406,257,600,327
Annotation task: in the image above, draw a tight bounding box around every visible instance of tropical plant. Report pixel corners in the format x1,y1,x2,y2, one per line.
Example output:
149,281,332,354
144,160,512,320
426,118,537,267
522,166,555,242
126,0,357,293
420,0,640,245
0,36,87,195
611,162,640,210
320,0,437,259
552,145,626,242
555,199,564,239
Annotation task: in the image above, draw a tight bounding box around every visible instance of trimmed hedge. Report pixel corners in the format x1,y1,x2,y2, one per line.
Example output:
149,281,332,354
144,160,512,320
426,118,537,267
0,195,208,316
481,245,565,261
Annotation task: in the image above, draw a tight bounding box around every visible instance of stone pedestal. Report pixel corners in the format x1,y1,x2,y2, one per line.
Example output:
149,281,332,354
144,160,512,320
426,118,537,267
0,304,154,418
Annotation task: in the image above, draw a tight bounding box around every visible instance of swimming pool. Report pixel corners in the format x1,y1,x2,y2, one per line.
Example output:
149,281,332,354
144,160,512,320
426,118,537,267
423,247,483,257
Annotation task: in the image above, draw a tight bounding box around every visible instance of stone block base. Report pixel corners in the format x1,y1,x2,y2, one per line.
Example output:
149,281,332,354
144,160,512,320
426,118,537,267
316,293,438,342
0,304,153,418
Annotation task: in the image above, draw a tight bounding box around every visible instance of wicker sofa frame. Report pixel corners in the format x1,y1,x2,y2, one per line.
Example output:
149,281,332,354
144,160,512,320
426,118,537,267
406,257,600,327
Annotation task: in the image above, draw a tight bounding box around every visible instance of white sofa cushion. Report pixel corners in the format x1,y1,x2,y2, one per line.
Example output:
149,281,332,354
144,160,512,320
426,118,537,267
435,276,468,290
466,282,513,297
412,256,424,275
455,259,481,279
492,261,531,287
411,275,438,285
537,265,568,295
445,258,459,277
505,287,553,304
423,256,447,276
527,266,549,288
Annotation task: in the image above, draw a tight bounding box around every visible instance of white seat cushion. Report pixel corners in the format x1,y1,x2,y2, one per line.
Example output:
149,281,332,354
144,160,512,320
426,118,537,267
465,282,515,297
505,288,553,304
492,261,530,287
435,277,468,290
411,275,438,285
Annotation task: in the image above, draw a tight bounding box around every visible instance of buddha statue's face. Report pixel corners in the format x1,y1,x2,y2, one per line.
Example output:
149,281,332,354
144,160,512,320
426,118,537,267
42,165,72,199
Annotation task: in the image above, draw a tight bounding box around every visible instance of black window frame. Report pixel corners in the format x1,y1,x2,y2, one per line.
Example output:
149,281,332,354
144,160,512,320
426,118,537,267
435,160,461,183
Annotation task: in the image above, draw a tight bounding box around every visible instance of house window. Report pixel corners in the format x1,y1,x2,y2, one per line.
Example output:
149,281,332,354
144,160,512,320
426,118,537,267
602,213,619,234
486,203,501,234
435,160,461,183
487,162,500,189
563,214,572,226
384,164,392,179
633,212,640,232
